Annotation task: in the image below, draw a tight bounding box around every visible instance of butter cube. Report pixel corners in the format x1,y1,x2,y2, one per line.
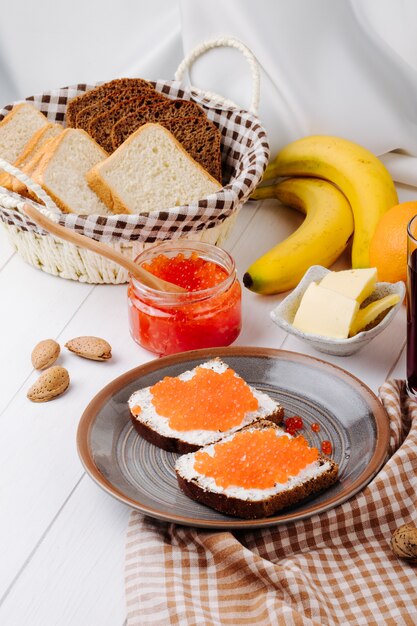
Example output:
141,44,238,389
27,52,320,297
319,268,377,303
293,282,360,339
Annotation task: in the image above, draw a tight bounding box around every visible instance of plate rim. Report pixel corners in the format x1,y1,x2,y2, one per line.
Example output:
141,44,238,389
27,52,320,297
76,346,391,529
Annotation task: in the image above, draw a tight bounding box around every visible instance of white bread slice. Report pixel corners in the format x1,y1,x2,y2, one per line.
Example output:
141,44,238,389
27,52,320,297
128,359,284,453
176,420,339,519
12,136,61,200
30,128,112,215
0,103,49,164
15,123,63,170
0,124,64,194
86,122,222,215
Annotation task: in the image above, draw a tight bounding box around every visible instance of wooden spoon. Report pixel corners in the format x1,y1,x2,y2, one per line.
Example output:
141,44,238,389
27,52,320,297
21,203,186,293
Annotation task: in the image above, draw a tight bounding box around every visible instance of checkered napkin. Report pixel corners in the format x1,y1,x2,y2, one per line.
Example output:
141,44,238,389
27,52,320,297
125,380,417,626
0,81,269,244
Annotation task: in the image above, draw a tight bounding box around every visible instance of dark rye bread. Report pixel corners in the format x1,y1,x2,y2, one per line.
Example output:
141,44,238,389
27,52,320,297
111,99,207,149
129,405,284,454
175,420,339,519
74,83,161,131
87,93,168,152
161,117,222,183
66,77,154,128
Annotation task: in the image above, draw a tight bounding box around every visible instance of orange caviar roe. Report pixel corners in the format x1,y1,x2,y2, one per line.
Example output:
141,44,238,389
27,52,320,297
131,405,142,416
150,366,258,431
194,428,319,490
143,252,227,291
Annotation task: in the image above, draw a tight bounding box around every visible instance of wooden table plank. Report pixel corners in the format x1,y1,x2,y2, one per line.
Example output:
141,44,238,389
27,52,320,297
0,477,129,626
0,256,93,414
0,281,151,599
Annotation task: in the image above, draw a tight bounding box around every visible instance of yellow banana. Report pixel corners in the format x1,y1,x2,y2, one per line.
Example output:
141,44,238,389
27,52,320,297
262,135,398,268
243,177,354,294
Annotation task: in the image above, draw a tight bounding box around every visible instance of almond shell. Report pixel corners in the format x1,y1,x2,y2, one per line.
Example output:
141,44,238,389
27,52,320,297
31,339,60,370
27,366,70,402
65,336,112,361
391,524,417,562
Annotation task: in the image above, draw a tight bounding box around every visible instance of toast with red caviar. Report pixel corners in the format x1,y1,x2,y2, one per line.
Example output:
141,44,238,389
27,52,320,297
175,420,339,519
128,359,284,454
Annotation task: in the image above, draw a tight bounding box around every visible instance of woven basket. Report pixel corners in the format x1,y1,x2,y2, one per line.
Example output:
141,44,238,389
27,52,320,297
0,37,269,284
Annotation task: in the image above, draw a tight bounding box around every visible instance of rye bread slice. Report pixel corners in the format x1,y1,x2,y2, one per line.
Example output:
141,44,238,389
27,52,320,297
75,84,162,131
87,93,168,152
160,117,222,183
111,99,207,149
128,359,284,453
66,78,155,128
130,405,284,454
175,420,339,519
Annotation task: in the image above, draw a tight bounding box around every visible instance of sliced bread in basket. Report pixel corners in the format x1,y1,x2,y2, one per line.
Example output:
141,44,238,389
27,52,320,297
86,123,222,215
176,419,339,519
0,123,64,195
154,116,222,182
128,358,284,454
65,77,155,128
112,110,222,182
110,98,208,149
0,103,49,164
73,82,166,132
30,128,112,215
14,123,64,169
86,93,168,153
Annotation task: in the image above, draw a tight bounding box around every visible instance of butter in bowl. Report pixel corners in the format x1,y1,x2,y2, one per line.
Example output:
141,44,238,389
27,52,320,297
270,265,405,356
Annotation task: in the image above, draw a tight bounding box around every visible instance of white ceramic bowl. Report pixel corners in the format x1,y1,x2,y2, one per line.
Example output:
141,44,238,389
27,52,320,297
270,265,406,356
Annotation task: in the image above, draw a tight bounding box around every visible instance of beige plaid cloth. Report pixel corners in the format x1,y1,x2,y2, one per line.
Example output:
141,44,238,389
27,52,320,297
125,380,417,625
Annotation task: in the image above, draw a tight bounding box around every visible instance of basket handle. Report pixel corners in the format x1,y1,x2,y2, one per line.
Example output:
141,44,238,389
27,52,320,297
175,37,260,115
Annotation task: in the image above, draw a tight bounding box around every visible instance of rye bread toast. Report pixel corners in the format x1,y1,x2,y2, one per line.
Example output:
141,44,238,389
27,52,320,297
175,420,339,519
128,359,284,454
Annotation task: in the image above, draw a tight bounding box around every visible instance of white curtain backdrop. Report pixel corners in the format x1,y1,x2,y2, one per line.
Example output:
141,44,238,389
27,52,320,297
1,0,417,185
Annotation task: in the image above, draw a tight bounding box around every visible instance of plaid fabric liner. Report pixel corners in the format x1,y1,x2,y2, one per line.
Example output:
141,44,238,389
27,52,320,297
0,80,269,243
125,379,417,626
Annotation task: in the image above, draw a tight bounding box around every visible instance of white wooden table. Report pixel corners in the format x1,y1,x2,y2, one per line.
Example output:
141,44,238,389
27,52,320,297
0,188,412,626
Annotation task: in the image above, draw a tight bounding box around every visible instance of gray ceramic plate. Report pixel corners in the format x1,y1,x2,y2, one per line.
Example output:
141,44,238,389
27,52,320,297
77,347,390,529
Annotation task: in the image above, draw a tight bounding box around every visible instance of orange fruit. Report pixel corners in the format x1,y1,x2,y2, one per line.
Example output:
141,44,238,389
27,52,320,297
369,201,417,283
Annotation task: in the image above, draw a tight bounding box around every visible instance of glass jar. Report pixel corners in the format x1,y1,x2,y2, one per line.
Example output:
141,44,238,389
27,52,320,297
127,240,242,356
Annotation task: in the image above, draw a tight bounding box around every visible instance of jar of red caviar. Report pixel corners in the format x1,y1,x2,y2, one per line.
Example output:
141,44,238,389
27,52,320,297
127,241,242,356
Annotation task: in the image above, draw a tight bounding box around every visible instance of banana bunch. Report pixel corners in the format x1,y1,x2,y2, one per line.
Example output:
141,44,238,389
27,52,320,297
244,135,398,294
243,178,353,294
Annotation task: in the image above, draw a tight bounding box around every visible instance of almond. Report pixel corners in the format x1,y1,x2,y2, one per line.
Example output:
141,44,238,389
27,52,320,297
31,339,60,370
65,336,112,361
27,366,70,402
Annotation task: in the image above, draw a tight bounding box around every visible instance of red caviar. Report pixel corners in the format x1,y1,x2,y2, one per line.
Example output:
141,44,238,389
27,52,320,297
311,423,321,433
128,242,241,356
285,415,304,436
321,440,333,455
150,366,258,431
143,252,227,291
194,429,319,489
